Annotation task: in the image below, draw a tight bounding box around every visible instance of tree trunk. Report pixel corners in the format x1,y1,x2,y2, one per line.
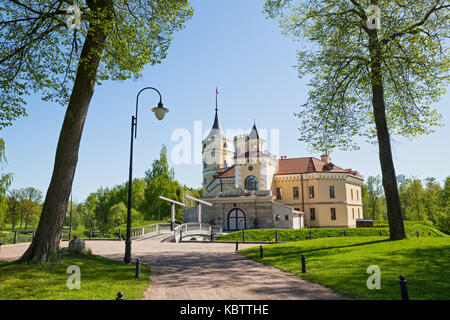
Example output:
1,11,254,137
11,208,16,229
19,0,113,263
369,30,406,240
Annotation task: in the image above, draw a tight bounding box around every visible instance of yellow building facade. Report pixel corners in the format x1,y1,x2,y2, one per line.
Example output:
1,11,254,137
184,107,364,230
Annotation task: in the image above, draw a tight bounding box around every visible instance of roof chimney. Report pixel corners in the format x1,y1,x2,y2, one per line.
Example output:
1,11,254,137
321,154,330,164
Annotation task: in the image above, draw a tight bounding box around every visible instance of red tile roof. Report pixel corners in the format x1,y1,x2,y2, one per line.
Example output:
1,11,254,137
214,165,235,178
213,157,359,178
275,157,358,175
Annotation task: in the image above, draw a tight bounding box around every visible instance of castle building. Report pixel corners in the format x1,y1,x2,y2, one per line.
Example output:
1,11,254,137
184,104,364,230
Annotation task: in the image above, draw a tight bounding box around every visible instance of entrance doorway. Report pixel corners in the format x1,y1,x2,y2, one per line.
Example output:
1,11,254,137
228,208,246,231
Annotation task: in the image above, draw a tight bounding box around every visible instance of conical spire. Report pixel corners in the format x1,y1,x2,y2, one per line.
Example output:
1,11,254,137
249,121,259,140
212,108,221,130
205,89,225,140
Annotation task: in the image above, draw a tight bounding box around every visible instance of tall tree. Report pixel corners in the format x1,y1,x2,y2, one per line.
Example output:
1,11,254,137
143,145,180,220
265,0,449,240
21,187,43,229
423,178,442,223
0,138,13,229
1,0,193,262
366,175,383,220
0,139,13,196
6,189,22,229
400,179,425,221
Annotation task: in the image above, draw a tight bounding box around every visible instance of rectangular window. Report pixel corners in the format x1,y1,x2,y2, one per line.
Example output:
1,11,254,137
331,208,336,220
285,215,289,221
356,190,359,201
352,208,355,219
293,187,299,199
329,186,335,198
294,208,300,212
351,189,354,201
276,188,282,200
309,186,315,198
310,208,316,221
358,208,361,218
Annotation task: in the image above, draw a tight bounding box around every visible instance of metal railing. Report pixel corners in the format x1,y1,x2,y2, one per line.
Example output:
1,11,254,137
130,222,179,239
0,230,35,245
174,223,223,242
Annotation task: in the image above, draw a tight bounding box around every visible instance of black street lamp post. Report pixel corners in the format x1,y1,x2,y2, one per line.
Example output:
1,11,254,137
124,87,169,264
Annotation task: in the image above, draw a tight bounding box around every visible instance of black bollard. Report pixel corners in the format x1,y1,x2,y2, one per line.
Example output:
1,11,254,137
210,232,214,242
243,230,245,243
135,258,141,279
416,231,419,238
116,292,125,300
275,230,278,243
90,228,93,239
380,230,382,236
309,230,312,240
399,275,409,300
118,228,122,240
14,231,17,244
301,254,306,273
180,229,183,242
235,241,239,252
344,231,347,237
260,245,264,258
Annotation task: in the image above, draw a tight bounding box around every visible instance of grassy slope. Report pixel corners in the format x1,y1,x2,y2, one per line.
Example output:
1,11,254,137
0,254,150,300
239,237,450,300
216,221,447,242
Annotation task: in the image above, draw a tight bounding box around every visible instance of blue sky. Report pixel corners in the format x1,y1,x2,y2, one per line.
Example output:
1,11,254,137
2,0,449,203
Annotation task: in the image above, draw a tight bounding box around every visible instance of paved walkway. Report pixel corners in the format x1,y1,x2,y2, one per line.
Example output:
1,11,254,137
0,238,346,300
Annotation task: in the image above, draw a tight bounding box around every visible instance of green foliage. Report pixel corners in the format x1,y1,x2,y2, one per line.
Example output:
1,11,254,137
361,175,450,233
264,0,448,152
362,175,384,220
239,237,450,300
143,145,183,220
0,139,12,196
106,202,127,230
0,0,193,128
59,145,201,233
217,221,447,242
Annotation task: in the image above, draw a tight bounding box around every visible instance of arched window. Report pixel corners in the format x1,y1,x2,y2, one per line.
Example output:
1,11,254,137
245,175,258,191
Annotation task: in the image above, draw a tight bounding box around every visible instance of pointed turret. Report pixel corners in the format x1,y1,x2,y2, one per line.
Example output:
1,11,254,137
249,121,259,140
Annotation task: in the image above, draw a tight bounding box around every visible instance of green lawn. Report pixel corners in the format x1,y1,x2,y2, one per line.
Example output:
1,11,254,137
239,237,450,300
0,254,150,300
217,221,447,242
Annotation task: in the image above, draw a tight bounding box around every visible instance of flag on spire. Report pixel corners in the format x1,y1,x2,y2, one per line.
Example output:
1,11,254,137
215,87,219,111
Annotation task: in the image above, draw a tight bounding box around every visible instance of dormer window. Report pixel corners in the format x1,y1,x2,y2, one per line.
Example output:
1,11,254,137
327,165,333,170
